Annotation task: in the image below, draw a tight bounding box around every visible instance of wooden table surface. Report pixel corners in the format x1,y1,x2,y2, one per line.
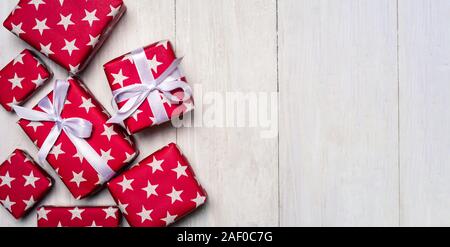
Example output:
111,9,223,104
0,0,449,227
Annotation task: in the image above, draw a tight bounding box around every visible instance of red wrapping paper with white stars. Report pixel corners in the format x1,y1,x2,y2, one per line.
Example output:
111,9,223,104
103,41,194,134
17,77,138,199
0,149,53,219
108,143,207,227
3,0,126,74
37,206,121,227
0,49,52,111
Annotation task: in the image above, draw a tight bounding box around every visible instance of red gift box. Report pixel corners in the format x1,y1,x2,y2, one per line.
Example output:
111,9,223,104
3,0,126,74
107,143,207,227
15,78,138,199
0,149,53,219
37,206,121,227
103,40,194,134
0,49,52,111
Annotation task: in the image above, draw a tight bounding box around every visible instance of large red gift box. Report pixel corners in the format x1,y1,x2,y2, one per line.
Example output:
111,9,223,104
108,143,207,227
3,0,126,74
15,78,138,199
37,206,121,227
0,49,52,111
0,149,53,219
103,40,194,134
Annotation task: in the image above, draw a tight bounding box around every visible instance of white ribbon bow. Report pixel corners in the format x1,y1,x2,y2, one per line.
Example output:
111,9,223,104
13,80,115,183
107,47,193,125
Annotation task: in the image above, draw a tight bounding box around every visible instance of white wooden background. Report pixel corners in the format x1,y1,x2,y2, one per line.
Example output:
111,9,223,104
0,0,449,227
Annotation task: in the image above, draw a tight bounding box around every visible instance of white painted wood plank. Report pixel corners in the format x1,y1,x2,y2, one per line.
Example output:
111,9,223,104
0,0,175,227
399,0,450,226
278,0,399,226
175,0,279,226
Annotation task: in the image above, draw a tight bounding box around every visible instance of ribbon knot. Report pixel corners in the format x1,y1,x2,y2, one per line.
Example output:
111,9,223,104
107,47,193,125
13,80,115,183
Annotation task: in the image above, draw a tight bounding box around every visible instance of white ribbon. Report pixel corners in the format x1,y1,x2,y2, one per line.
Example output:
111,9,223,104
107,47,192,125
13,80,115,183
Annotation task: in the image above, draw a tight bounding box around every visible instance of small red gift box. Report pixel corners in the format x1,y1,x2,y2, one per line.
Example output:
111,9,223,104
3,0,126,74
0,149,53,219
15,78,138,199
0,49,52,111
37,206,121,227
103,40,194,134
108,143,207,227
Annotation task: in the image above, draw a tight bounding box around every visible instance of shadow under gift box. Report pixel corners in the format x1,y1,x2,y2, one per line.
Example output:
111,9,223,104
16,77,138,199
3,0,126,74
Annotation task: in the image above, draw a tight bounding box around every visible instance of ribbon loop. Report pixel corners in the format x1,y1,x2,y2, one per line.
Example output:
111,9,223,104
107,47,193,125
13,80,115,183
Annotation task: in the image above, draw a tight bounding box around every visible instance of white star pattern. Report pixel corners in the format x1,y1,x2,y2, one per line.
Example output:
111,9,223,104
0,196,16,212
23,171,40,188
40,42,54,56
100,149,114,162
103,207,117,219
124,152,135,163
0,172,15,188
121,54,134,64
23,196,36,210
101,124,117,141
49,143,65,160
70,171,87,187
11,22,25,36
57,13,74,31
37,207,50,220
161,211,177,226
7,97,19,108
69,64,80,74
148,157,164,173
69,207,84,220
73,149,84,162
32,18,50,35
32,74,46,87
87,34,100,47
28,0,45,10
191,192,206,208
107,5,121,18
8,73,24,89
61,39,79,56
157,40,169,50
118,176,134,192
147,55,162,73
79,97,95,113
82,9,99,27
90,221,100,227
166,187,183,204
13,52,25,65
172,162,188,179
111,69,128,87
137,206,153,223
131,109,143,121
117,200,128,215
27,121,44,132
142,180,158,199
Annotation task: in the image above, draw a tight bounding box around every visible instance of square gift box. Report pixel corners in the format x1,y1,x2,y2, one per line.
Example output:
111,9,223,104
103,40,194,134
108,143,207,227
15,78,138,199
3,0,126,74
0,149,53,219
0,49,52,111
37,206,121,227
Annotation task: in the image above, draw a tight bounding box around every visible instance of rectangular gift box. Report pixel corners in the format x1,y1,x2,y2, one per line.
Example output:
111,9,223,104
108,143,207,227
3,0,126,74
103,40,194,134
0,149,53,219
0,49,52,111
16,77,138,199
37,206,121,227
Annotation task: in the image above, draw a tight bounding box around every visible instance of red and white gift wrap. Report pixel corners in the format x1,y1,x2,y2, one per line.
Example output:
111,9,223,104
108,143,207,227
3,0,126,74
0,149,53,219
0,49,52,111
37,206,121,227
103,40,194,134
14,78,138,199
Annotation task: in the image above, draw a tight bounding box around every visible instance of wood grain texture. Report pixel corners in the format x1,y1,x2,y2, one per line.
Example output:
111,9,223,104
278,0,399,226
399,0,450,226
175,0,279,226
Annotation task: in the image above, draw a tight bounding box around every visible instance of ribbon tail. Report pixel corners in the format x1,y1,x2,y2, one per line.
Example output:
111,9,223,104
107,93,149,124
